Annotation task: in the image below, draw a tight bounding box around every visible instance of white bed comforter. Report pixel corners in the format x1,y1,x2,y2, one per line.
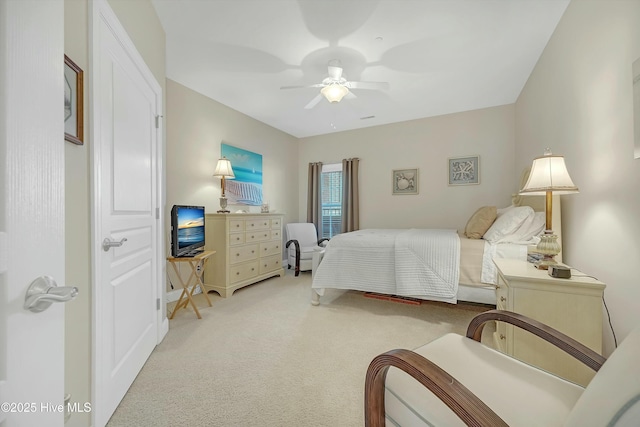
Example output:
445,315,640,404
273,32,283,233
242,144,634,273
312,229,460,303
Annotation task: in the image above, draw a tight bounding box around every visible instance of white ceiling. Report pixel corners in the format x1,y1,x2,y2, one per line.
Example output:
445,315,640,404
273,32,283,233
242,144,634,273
151,0,570,138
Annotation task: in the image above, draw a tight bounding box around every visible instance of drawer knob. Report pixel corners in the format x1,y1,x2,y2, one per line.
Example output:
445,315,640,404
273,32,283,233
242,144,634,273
236,272,240,275
276,245,279,249
264,248,267,251
251,268,255,271
500,296,506,302
236,253,240,257
500,334,506,340
251,250,255,253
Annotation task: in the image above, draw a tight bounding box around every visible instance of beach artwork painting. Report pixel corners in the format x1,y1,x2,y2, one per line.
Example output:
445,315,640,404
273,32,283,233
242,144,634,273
221,143,263,206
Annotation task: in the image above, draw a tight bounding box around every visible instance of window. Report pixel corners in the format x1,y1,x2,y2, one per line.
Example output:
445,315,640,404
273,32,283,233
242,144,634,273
320,163,342,238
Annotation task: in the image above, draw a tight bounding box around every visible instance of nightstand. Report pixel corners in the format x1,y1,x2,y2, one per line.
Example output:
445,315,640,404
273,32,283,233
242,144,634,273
493,258,605,386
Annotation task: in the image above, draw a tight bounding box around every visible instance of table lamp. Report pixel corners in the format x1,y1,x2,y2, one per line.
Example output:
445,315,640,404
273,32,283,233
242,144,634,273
213,157,235,213
519,148,579,269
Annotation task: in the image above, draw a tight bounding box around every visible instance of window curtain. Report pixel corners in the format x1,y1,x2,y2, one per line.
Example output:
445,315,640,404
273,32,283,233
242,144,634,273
307,162,323,237
342,158,360,232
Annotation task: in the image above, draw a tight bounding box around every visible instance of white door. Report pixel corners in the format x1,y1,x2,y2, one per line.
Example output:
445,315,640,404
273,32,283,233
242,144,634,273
91,1,165,426
0,0,66,426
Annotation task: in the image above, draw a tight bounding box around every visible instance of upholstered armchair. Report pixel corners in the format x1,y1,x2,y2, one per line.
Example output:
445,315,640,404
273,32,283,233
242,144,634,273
366,309,639,426
285,223,329,276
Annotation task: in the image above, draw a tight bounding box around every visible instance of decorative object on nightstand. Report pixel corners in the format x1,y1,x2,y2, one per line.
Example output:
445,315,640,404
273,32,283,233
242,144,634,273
519,148,578,269
213,156,235,213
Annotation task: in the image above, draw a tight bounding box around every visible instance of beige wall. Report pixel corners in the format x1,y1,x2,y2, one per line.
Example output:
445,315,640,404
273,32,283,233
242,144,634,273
63,0,165,425
63,1,90,426
515,0,640,355
165,78,299,232
299,105,517,230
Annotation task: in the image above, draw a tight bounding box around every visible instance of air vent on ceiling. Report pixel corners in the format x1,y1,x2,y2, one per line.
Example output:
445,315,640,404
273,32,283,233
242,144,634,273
360,115,375,120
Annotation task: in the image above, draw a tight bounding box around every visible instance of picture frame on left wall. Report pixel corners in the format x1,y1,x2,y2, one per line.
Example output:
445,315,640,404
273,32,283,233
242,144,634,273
64,55,84,145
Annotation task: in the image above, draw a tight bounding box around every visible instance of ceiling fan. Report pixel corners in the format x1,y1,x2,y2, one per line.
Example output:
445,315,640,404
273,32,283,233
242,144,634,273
281,59,389,109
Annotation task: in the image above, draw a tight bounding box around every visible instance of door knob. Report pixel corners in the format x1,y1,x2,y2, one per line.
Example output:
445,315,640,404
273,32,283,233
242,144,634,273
102,237,127,251
24,276,78,313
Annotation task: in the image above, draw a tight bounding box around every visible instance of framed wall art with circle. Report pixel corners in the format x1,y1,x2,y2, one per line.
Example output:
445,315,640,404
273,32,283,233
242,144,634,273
392,168,418,195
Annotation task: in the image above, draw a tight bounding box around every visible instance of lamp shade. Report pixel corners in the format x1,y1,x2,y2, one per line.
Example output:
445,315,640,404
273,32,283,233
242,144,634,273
213,157,235,179
321,83,349,103
520,150,578,195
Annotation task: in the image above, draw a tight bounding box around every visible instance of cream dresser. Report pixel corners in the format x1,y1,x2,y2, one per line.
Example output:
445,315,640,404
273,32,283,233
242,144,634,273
493,258,605,386
204,213,284,297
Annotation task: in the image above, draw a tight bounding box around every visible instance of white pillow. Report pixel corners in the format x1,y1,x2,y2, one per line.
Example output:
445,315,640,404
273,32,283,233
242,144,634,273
483,206,535,243
496,211,546,243
496,205,515,216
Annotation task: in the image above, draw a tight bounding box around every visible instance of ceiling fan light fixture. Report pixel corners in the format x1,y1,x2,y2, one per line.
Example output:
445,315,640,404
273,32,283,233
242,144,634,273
321,83,349,103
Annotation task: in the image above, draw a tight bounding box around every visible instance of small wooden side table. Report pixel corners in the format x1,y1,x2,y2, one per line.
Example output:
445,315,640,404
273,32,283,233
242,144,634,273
167,250,216,319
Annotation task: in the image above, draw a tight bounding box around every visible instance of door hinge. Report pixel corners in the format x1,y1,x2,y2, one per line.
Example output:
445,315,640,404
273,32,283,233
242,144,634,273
156,298,161,310
156,207,160,219
155,115,163,129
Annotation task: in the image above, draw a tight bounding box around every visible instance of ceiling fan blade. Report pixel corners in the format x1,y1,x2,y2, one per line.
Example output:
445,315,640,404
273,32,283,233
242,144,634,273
280,83,324,90
304,93,323,109
345,81,390,90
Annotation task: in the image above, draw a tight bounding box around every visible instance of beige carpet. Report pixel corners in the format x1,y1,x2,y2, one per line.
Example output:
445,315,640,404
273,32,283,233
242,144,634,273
106,271,491,427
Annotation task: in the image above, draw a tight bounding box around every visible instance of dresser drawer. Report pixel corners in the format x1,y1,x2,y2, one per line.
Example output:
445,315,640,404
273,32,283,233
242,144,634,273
245,218,270,231
229,233,245,246
230,261,259,283
260,240,282,257
270,228,281,240
271,218,281,229
229,244,258,264
229,219,245,232
246,229,271,243
259,254,282,274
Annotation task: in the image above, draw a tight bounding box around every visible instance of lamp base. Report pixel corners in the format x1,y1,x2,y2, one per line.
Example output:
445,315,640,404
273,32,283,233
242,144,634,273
534,231,560,270
217,196,230,213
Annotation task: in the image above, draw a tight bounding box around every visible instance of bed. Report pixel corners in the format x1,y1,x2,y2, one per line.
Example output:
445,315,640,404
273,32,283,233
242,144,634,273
311,191,561,306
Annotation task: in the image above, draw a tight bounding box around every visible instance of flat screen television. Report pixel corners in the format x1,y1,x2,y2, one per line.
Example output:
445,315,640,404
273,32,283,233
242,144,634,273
171,205,205,257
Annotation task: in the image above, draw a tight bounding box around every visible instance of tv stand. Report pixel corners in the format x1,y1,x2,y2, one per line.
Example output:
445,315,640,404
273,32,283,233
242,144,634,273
166,250,216,319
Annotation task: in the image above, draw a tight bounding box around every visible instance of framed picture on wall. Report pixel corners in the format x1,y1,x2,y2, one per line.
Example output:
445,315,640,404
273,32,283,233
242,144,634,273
64,55,84,145
221,143,263,206
448,156,480,186
392,168,418,195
